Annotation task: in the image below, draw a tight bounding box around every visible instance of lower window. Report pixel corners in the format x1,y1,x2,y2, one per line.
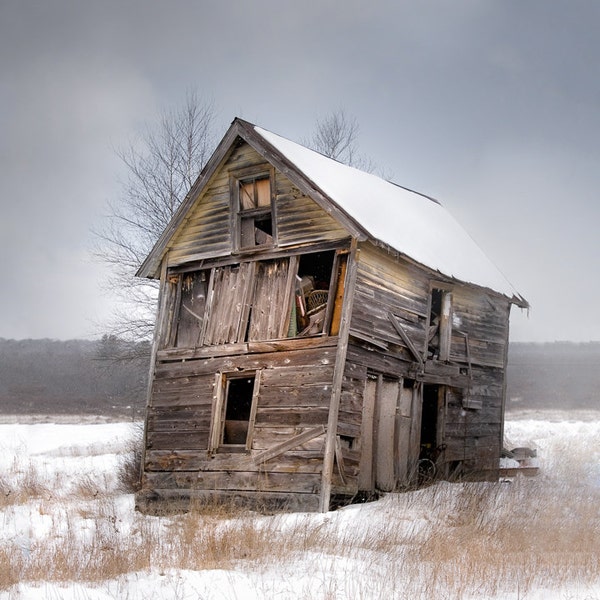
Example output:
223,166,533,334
210,371,260,452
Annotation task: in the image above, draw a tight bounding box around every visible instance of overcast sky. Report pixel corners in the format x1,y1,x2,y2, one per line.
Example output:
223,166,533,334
1,1,598,343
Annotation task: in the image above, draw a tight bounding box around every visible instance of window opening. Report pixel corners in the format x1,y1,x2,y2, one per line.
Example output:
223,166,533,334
222,375,256,446
238,176,273,248
170,249,348,349
291,251,336,336
428,287,452,361
175,271,209,348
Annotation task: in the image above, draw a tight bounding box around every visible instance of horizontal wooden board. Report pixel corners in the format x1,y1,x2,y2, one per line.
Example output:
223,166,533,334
144,470,322,494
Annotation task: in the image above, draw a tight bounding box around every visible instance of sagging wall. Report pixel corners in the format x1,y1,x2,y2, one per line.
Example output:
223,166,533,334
342,242,512,489
137,140,358,511
139,340,338,511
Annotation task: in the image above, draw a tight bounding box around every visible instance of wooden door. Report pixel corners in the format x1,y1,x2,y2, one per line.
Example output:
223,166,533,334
359,375,422,492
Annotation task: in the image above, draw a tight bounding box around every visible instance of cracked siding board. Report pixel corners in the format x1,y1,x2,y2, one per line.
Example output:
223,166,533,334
351,244,429,354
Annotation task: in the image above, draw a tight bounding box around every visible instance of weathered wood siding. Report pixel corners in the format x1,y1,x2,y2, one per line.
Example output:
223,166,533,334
342,241,511,486
142,341,337,508
166,141,349,268
350,243,430,360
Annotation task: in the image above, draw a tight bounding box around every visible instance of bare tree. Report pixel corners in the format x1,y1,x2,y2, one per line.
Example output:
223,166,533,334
93,92,218,349
95,102,373,355
306,109,374,172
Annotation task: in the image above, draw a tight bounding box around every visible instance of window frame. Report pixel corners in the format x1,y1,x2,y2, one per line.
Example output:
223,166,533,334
164,245,350,349
209,370,261,453
231,167,277,252
425,282,453,362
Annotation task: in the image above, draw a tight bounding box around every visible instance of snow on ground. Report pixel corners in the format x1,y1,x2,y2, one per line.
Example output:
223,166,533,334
1,413,599,599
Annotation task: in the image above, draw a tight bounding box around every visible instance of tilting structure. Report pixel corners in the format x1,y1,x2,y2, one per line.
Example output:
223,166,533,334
135,118,528,512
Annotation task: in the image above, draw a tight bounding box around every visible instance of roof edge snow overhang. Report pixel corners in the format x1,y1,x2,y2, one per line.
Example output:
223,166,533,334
136,117,528,309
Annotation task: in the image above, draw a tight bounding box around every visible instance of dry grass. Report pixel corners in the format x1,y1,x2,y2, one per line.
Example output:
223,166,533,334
1,422,599,598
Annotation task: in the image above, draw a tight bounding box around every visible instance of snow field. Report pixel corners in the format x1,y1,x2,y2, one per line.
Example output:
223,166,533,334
1,415,599,599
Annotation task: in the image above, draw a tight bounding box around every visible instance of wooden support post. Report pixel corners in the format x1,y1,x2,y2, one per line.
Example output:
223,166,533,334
139,257,170,483
319,241,358,512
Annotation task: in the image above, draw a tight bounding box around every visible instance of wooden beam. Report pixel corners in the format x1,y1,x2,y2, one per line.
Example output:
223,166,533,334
388,312,424,369
253,425,325,464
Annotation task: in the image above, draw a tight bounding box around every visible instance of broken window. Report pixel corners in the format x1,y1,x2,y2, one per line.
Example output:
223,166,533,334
427,287,452,361
168,249,348,348
290,250,347,337
237,176,274,249
210,372,260,451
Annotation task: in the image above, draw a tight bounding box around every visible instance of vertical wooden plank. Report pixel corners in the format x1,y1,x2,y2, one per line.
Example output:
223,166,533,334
208,372,225,452
499,302,511,453
357,377,377,491
247,258,291,341
278,255,298,339
375,378,399,492
245,370,262,451
236,261,256,342
408,382,423,481
140,257,170,479
395,381,413,486
329,252,347,336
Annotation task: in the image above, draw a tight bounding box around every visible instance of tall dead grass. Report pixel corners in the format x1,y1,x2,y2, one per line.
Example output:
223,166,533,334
1,422,599,598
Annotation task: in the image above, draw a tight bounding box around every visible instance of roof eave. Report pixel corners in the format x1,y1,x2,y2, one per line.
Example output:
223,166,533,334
135,120,249,279
136,117,368,280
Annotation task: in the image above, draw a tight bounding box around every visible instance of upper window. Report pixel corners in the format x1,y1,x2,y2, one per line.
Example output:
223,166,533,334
167,249,348,349
237,175,274,249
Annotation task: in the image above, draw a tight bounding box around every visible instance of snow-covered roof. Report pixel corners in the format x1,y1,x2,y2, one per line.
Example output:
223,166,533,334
255,125,525,304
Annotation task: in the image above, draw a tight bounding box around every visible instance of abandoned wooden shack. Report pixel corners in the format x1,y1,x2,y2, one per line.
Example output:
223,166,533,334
135,117,528,513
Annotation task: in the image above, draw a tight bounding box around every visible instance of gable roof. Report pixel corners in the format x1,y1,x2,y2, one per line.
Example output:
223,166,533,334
137,117,527,307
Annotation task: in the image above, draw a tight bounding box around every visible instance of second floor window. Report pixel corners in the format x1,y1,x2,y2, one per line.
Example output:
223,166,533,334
238,176,273,249
167,250,348,349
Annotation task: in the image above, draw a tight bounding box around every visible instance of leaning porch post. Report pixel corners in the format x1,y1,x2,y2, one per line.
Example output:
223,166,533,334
319,240,359,512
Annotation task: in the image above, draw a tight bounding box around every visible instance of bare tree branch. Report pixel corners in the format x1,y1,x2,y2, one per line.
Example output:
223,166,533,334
305,109,375,172
93,92,218,354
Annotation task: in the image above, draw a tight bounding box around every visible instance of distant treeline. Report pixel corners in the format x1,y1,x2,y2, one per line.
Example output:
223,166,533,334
0,337,150,418
0,338,598,417
506,341,600,412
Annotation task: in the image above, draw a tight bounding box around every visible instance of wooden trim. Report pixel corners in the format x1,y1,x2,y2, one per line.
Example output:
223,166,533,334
319,241,359,512
499,302,512,453
253,425,326,464
140,257,169,482
156,335,338,362
245,370,262,451
328,251,348,336
388,312,424,369
235,119,367,242
439,291,452,362
334,436,347,485
170,239,351,274
208,372,225,452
